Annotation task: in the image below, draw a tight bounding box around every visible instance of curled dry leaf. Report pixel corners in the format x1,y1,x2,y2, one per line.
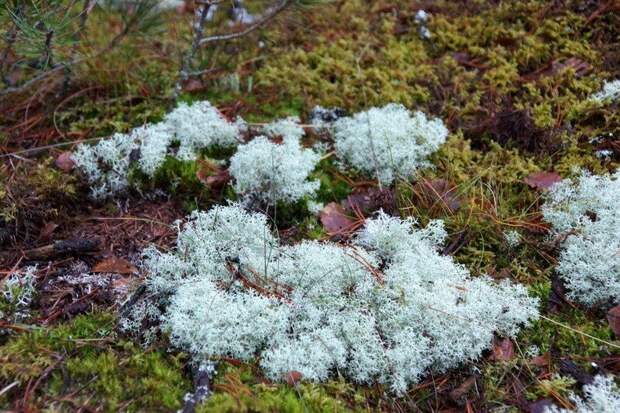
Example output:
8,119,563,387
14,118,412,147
197,160,231,189
285,371,303,386
449,376,477,405
606,305,620,337
343,187,396,215
319,202,355,234
530,352,550,368
92,256,137,275
55,151,75,172
524,171,562,190
490,338,514,361
37,222,59,242
183,79,206,93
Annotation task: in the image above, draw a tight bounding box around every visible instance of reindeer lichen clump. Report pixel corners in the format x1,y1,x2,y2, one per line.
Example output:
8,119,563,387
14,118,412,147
72,100,245,199
543,171,620,308
0,267,37,325
331,104,448,185
229,117,320,204
125,205,538,394
544,375,620,413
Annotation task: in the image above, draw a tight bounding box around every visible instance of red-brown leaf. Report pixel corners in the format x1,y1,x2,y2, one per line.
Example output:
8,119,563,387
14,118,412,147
285,371,303,386
38,222,59,242
607,305,620,336
530,352,550,368
524,172,562,190
92,257,137,275
196,161,231,189
183,79,206,92
319,202,355,234
343,188,395,215
55,151,75,172
490,338,514,361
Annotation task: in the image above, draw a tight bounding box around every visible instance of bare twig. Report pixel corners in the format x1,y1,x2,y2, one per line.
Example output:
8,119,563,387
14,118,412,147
1,238,101,261
1,5,22,87
0,136,102,158
173,1,215,100
0,381,20,398
199,0,292,45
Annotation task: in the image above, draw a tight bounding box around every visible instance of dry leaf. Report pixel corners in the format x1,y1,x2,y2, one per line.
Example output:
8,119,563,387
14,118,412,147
285,371,303,386
92,257,137,275
319,202,355,234
607,305,620,337
183,79,206,92
530,353,549,368
196,161,231,189
343,188,395,215
55,151,75,172
490,338,514,361
449,376,477,404
38,222,59,242
524,172,562,190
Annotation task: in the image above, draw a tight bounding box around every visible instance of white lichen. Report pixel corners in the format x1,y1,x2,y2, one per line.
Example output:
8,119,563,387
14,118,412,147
0,267,36,323
544,375,620,413
542,171,620,307
229,123,320,204
135,123,174,176
332,104,448,185
72,132,138,199
72,100,244,198
591,79,620,104
163,100,243,161
130,205,538,394
261,116,305,143
503,230,521,248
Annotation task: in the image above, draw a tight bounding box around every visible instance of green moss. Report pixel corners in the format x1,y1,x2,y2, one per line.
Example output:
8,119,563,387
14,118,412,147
0,313,190,412
312,159,353,204
525,375,576,401
520,286,615,357
196,364,366,413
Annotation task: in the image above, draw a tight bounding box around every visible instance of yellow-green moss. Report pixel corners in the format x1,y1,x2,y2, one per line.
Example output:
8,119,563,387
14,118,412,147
0,313,190,412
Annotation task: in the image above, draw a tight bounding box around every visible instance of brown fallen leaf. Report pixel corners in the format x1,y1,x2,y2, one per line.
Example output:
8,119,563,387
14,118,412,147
196,160,231,189
183,79,206,92
92,256,137,275
37,222,59,242
530,352,550,368
319,202,355,234
607,305,620,337
490,338,514,361
55,151,75,172
449,376,477,405
285,371,303,386
524,171,562,190
343,187,396,215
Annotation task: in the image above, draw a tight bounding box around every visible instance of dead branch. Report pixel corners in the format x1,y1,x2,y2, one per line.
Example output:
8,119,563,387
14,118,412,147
1,238,101,261
199,0,292,45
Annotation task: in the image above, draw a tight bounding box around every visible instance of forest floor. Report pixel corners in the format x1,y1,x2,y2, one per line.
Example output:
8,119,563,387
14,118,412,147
1,0,619,412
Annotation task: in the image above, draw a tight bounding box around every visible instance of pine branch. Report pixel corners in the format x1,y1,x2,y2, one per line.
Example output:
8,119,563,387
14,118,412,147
199,0,292,45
